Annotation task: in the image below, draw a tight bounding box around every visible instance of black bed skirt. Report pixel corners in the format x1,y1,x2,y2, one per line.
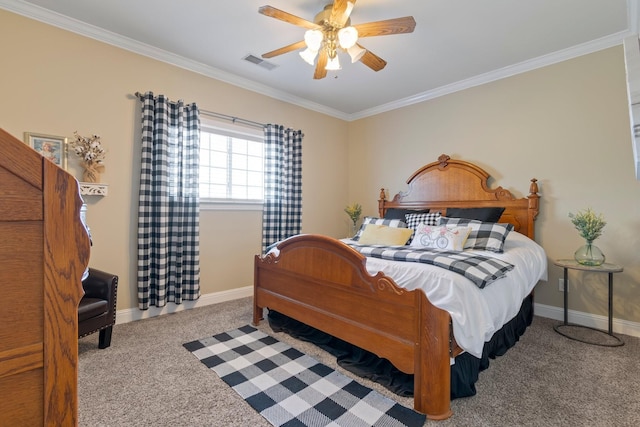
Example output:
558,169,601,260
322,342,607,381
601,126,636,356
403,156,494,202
267,293,533,399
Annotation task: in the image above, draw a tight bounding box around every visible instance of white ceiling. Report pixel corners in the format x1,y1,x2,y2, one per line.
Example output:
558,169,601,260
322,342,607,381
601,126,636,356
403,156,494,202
1,0,637,120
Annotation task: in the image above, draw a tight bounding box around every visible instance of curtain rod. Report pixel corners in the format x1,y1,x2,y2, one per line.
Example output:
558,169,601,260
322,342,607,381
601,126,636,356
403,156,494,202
199,109,266,130
133,92,265,130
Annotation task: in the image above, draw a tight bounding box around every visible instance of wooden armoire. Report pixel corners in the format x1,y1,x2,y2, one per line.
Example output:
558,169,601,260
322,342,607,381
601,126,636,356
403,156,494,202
0,128,90,425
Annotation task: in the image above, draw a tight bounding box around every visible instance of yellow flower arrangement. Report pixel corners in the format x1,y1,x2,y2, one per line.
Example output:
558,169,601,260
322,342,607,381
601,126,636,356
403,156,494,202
569,208,606,242
344,202,362,226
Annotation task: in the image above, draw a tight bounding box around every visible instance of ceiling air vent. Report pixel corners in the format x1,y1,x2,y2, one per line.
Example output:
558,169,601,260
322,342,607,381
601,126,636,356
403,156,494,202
243,54,278,71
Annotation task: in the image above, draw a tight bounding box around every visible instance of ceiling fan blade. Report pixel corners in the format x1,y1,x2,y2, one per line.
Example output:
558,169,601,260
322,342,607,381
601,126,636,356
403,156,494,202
259,5,321,30
314,50,328,80
358,46,387,72
262,40,306,59
353,16,416,37
330,0,356,27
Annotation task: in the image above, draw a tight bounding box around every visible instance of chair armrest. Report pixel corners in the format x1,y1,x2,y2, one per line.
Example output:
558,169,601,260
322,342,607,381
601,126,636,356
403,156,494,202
82,268,118,303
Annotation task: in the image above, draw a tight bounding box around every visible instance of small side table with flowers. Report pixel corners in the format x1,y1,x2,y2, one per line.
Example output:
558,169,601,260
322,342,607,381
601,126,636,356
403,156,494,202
553,259,624,347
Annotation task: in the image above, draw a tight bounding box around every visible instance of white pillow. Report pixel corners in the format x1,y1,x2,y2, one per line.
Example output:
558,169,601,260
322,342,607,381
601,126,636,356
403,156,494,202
410,224,472,251
404,212,442,244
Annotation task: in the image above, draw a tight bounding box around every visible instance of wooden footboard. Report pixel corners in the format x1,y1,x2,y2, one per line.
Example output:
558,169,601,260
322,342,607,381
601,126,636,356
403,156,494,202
253,234,454,420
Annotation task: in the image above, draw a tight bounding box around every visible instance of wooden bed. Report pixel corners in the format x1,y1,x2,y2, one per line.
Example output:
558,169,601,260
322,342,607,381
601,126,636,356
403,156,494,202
253,154,540,420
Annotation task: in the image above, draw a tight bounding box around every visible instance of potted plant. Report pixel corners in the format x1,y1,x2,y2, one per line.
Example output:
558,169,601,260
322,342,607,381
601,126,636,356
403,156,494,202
344,202,362,238
568,208,606,266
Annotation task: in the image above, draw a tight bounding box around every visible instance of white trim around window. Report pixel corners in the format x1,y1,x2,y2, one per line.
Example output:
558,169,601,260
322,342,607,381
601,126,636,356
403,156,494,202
199,119,264,211
199,199,263,211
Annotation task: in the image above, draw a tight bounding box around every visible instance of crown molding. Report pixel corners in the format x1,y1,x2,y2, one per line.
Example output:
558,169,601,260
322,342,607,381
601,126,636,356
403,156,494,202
0,0,635,121
629,0,639,34
0,0,351,121
348,30,631,120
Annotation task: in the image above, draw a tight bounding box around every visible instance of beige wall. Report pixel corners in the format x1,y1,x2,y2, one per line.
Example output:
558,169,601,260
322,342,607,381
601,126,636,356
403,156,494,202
349,46,640,323
2,10,639,325
0,10,348,311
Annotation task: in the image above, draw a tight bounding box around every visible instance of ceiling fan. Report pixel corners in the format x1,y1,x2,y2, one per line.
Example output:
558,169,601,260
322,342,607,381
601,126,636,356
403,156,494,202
259,1,416,79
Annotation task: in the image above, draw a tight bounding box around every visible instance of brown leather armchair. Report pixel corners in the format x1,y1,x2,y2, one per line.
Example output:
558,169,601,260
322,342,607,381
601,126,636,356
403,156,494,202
78,268,118,348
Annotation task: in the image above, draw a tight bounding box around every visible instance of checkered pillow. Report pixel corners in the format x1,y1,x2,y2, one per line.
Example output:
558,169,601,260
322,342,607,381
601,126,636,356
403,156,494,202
404,212,441,244
404,212,442,229
352,216,407,241
438,216,514,253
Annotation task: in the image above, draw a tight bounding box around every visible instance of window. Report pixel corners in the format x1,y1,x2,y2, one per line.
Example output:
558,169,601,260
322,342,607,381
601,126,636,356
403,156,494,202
199,125,264,207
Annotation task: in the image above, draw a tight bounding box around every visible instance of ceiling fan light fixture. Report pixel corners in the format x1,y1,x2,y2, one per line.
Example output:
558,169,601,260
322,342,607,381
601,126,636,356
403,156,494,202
347,44,366,63
337,26,358,49
325,55,341,71
258,3,416,79
299,48,318,65
304,29,323,51
345,2,355,18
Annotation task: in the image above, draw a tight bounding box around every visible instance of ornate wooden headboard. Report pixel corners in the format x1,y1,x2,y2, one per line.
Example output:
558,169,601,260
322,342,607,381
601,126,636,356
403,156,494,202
378,154,540,240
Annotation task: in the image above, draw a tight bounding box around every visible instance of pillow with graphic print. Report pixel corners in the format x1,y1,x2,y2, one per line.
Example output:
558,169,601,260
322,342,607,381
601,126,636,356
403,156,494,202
410,225,472,251
352,216,407,241
358,224,414,246
438,216,514,253
404,212,442,243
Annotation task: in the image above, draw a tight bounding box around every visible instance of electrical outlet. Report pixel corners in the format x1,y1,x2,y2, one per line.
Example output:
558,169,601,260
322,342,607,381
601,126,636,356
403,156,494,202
558,278,567,292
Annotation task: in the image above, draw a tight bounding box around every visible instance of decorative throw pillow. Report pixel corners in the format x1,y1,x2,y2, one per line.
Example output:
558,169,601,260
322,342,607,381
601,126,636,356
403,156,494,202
444,207,505,222
438,216,514,253
404,212,442,243
384,208,430,220
410,225,472,251
404,212,441,230
357,224,414,246
352,216,407,241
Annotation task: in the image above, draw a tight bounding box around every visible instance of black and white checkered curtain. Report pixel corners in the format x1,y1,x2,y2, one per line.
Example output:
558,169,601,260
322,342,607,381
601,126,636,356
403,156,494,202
136,92,201,309
262,124,303,254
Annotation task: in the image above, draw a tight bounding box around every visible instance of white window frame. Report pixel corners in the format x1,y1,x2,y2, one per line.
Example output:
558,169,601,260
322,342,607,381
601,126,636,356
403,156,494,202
199,120,264,211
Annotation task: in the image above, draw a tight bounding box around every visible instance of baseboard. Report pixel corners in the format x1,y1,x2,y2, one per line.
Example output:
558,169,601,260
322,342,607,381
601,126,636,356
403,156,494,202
115,286,253,324
115,291,640,340
534,302,640,338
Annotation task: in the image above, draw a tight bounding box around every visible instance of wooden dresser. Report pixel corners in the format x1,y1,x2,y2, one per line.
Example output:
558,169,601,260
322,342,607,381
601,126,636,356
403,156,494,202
0,128,90,426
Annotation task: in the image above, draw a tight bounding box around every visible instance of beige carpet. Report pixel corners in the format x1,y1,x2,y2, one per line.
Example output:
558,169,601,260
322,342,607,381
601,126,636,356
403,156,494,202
79,297,640,426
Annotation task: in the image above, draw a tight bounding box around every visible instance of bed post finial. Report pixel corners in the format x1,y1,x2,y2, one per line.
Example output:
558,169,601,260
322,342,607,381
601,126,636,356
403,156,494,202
528,178,540,222
378,188,387,218
438,154,450,168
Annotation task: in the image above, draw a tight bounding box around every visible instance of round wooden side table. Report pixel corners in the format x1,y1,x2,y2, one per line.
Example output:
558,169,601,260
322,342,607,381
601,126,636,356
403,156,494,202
553,259,624,347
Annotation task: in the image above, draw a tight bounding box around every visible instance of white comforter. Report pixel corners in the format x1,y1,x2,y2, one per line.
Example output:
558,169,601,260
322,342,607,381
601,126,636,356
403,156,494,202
342,231,548,358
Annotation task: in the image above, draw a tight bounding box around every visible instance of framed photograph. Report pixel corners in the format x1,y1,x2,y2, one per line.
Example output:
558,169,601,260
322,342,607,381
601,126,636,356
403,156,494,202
24,132,68,169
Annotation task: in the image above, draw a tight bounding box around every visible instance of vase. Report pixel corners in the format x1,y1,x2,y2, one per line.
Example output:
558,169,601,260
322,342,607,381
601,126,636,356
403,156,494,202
574,240,605,266
81,161,105,183
83,169,101,183
348,222,358,239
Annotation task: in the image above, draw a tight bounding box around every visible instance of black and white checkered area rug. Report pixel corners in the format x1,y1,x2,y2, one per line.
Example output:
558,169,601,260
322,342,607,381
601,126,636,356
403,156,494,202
184,325,426,427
